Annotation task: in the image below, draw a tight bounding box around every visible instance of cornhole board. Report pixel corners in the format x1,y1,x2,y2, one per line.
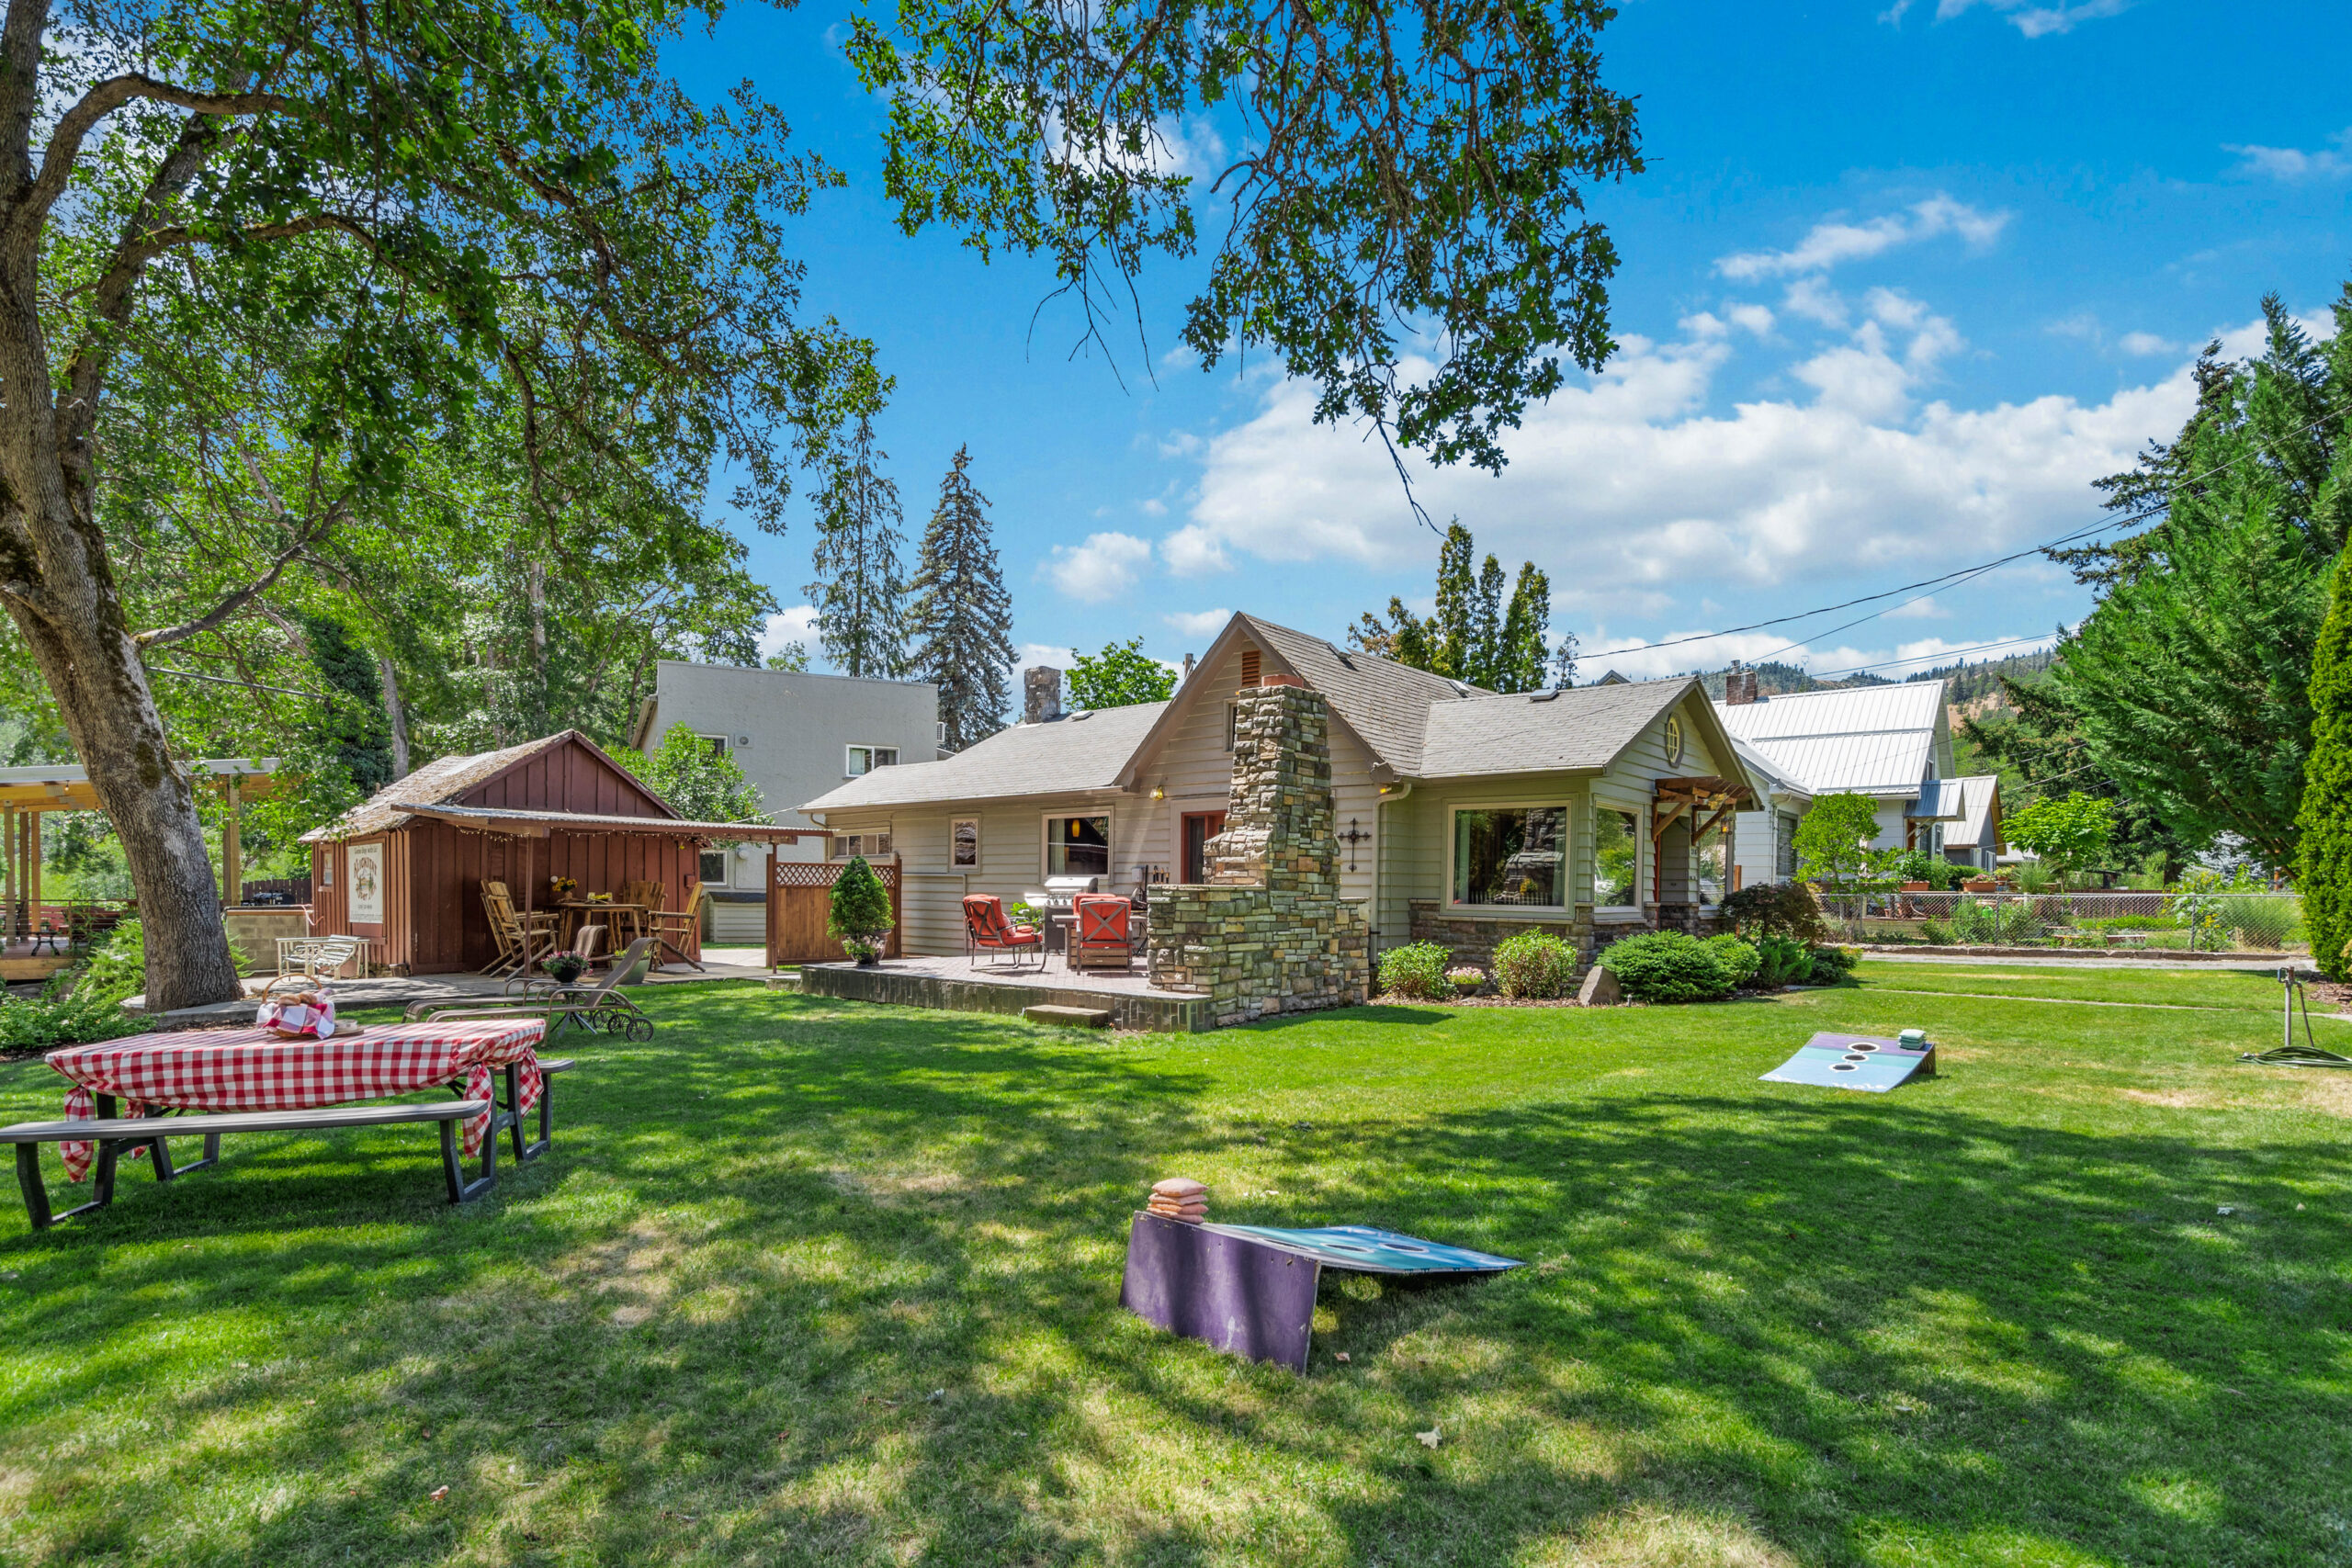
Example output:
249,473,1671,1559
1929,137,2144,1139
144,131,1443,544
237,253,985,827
1119,1213,1524,1372
1760,1032,1936,1093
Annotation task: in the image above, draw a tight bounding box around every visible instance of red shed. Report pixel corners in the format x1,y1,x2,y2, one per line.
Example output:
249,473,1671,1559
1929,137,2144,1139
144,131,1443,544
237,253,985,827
299,730,800,975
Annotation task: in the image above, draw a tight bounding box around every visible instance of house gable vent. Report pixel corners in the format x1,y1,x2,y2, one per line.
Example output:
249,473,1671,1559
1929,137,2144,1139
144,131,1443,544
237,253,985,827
1240,647,1261,687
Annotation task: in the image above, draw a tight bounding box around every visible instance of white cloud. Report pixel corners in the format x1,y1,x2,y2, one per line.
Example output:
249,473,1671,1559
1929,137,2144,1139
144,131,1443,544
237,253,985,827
1882,595,1951,620
1174,311,2210,604
1160,524,1232,576
1139,497,1168,517
1046,531,1153,603
758,606,820,660
1583,627,2059,683
1933,0,2131,37
1726,302,1776,336
1018,642,1076,671
1716,195,2009,281
1162,608,1234,640
1782,278,1849,328
2227,130,2352,182
2119,331,2176,356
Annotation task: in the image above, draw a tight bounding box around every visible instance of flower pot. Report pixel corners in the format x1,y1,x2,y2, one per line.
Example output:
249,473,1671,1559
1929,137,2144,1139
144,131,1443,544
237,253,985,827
1901,882,1930,892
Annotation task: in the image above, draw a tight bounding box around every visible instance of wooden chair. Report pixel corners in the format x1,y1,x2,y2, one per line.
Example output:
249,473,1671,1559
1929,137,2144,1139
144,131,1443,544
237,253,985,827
261,933,364,998
1069,894,1136,972
620,878,702,971
480,881,557,977
963,895,1043,972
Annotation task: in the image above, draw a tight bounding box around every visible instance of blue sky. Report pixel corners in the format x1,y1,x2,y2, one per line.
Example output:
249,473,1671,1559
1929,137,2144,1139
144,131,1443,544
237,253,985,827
671,0,2352,684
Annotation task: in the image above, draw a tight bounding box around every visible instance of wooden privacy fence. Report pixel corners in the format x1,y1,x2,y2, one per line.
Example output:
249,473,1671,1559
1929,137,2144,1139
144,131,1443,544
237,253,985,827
766,858,902,967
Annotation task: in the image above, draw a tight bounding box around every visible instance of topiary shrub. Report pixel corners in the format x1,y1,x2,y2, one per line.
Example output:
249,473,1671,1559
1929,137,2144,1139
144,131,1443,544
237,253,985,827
1753,934,1812,987
2303,536,2352,976
1378,942,1457,1000
826,855,896,964
1804,944,1860,985
1703,933,1761,987
1492,931,1578,999
1717,881,1831,946
1598,931,1733,1004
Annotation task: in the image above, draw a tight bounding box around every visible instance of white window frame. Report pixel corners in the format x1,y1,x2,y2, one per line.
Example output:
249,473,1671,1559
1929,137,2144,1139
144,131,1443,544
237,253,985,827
696,732,729,758
845,743,899,778
1443,799,1572,914
1591,800,1645,911
831,829,894,861
697,848,729,886
952,818,979,869
1223,703,1238,751
1040,811,1114,880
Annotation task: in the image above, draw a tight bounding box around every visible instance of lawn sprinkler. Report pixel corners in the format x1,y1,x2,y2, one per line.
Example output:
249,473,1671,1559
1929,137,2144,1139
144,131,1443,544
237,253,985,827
2241,966,2352,1068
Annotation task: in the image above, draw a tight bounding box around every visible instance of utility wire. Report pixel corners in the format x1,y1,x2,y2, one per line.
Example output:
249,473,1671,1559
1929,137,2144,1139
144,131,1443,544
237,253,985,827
146,663,328,701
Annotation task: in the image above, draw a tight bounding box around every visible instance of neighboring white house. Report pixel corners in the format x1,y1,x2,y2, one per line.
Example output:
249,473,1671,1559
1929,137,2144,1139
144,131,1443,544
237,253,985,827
1723,735,1814,893
1941,774,2006,871
630,662,942,941
1713,681,1965,877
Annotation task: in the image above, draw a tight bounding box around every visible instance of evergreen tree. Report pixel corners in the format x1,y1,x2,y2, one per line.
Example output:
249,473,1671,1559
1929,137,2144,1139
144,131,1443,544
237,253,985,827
806,414,910,679
1497,564,1553,693
2300,538,2352,978
1550,628,1580,689
1349,521,1558,691
1429,523,1478,679
906,446,1016,750
1466,555,1507,687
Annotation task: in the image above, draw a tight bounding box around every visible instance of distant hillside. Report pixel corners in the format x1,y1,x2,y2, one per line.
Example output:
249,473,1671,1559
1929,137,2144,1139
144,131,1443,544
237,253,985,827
1690,646,2056,709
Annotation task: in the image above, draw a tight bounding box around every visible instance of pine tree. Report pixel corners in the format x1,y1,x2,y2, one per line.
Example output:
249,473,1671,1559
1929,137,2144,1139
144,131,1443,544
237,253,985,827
1496,563,1552,693
1429,522,1477,680
805,413,910,678
2300,538,2352,979
906,446,1015,750
1349,520,1559,692
1467,554,1507,687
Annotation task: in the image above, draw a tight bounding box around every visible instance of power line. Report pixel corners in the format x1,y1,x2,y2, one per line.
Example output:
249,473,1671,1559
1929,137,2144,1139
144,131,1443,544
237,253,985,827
146,663,328,701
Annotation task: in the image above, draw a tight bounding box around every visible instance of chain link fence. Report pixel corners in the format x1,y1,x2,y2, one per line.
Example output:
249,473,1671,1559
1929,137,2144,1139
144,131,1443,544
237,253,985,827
1818,889,2305,952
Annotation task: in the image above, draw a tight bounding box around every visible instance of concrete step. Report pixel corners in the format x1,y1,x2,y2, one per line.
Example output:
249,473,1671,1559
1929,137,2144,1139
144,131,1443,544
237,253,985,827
1023,1003,1113,1029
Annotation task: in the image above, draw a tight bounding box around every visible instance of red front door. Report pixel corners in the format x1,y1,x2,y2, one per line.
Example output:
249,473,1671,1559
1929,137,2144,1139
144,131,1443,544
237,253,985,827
1182,812,1227,884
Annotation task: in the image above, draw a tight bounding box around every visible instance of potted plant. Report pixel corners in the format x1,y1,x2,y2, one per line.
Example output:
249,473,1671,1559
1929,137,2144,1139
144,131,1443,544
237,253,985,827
827,855,896,967
542,952,587,985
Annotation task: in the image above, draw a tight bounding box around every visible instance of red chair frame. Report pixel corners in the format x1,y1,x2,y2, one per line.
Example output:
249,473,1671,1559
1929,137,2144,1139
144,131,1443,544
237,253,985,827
963,895,1044,972
1070,893,1136,972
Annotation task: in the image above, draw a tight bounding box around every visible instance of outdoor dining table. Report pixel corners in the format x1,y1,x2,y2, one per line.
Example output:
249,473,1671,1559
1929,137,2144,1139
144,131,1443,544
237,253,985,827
554,899,647,949
43,1019,546,1184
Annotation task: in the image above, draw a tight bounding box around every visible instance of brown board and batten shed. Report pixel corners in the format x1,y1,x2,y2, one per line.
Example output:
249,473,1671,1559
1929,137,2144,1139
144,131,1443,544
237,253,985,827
299,730,804,975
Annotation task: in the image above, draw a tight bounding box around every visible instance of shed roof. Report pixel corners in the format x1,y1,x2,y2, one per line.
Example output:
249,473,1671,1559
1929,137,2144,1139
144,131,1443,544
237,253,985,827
1713,682,1947,795
389,802,813,841
1416,677,1708,779
802,701,1170,813
300,730,677,842
1944,774,2003,850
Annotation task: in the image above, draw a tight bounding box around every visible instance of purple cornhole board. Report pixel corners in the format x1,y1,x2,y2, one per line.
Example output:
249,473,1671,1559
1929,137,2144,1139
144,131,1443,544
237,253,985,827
1120,1212,1322,1372
1759,1032,1937,1093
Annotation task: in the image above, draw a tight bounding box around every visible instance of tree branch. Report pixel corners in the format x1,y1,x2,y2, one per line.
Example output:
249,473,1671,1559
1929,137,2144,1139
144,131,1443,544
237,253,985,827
11,73,290,236
134,520,327,649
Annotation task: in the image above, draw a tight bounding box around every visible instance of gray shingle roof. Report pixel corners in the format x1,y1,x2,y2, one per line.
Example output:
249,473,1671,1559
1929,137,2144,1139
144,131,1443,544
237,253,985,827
799,701,1170,813
1241,614,1479,773
1416,677,1697,778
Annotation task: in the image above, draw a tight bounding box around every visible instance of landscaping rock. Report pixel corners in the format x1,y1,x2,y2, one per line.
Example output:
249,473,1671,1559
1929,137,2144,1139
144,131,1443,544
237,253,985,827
1577,965,1623,1007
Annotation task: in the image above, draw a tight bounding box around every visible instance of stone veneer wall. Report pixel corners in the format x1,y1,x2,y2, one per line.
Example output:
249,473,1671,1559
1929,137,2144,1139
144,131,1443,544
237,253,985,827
1406,903,1594,973
1147,686,1370,1027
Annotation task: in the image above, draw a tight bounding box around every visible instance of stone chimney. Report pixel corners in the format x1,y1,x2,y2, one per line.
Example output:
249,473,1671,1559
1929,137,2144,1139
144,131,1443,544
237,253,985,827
1023,664,1063,724
1724,662,1759,705
1204,685,1338,894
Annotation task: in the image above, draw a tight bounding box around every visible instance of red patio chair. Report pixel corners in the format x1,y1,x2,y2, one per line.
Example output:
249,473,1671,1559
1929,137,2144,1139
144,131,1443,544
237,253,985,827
1070,894,1135,972
963,895,1044,972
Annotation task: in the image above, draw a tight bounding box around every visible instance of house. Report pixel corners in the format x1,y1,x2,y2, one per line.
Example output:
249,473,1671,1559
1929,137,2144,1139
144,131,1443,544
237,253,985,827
798,613,1763,966
629,662,941,942
1714,678,1962,871
1723,737,1814,893
299,730,804,974
1940,774,2006,871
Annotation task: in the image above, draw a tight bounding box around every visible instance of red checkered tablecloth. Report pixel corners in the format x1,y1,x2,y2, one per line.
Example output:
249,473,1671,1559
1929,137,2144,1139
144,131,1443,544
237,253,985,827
45,1021,546,1182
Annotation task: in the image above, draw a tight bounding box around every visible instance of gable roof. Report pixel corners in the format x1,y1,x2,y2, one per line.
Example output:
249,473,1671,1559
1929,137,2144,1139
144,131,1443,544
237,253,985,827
1944,773,2003,851
300,730,673,841
1416,676,1742,782
801,701,1169,813
1713,682,1947,796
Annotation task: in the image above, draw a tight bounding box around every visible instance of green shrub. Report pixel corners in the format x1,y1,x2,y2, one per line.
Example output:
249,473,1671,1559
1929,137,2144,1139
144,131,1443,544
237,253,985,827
1703,933,1761,987
1717,881,1831,946
1753,934,1812,987
1599,931,1733,1004
1378,942,1457,1001
825,856,895,960
0,920,147,1053
1918,917,1951,944
1805,944,1860,985
1492,931,1577,999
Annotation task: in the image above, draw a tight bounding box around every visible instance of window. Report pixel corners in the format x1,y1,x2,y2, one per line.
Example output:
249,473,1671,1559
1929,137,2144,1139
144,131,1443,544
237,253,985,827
831,831,893,860
1451,807,1566,908
952,818,979,868
1046,815,1111,877
699,850,729,885
1223,704,1238,751
697,733,729,758
1696,817,1730,906
1595,807,1641,908
1776,811,1800,879
846,745,899,777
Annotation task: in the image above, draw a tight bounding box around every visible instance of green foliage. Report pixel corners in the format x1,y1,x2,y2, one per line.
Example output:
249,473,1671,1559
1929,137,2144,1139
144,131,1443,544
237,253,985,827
906,446,1016,750
1491,931,1578,999
1752,934,1813,987
2300,537,2352,977
765,644,811,672
1068,639,1177,709
1717,881,1832,945
0,921,149,1053
1805,944,1860,985
2004,793,2116,879
1702,934,1761,987
1941,897,2042,945
611,726,771,832
1888,850,1966,889
1599,931,1733,1004
826,857,897,958
1377,942,1458,1001
1792,795,1893,894
806,413,910,680
1350,523,1563,691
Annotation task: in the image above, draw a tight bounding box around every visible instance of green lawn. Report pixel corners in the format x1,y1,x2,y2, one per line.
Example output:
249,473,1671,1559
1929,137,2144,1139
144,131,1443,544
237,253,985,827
0,963,2346,1566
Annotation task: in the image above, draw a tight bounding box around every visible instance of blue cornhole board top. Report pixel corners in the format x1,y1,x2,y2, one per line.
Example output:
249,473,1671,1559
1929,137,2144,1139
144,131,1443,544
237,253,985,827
1760,1032,1935,1093
1198,1223,1526,1275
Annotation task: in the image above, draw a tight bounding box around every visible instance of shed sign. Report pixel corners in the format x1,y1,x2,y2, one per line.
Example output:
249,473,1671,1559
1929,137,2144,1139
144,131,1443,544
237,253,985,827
347,841,386,924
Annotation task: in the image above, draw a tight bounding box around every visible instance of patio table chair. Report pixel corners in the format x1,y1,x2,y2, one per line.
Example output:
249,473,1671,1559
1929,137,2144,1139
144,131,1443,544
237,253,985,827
963,895,1044,973
261,932,366,998
1069,893,1136,972
481,881,558,977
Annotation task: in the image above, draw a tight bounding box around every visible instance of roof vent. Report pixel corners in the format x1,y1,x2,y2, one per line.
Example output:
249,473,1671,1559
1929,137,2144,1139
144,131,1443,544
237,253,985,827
1328,642,1356,671
1068,709,1093,721
1528,689,1561,703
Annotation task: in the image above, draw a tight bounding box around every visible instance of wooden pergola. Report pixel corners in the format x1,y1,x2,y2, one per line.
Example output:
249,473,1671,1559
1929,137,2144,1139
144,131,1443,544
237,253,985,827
0,759,283,933
1652,776,1753,901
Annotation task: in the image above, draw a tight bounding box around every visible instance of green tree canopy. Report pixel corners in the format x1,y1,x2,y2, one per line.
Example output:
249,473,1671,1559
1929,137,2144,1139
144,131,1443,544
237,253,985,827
2299,538,2352,978
1350,522,1563,691
906,447,1015,750
1792,794,1890,896
613,726,772,833
1068,639,1176,709
2004,792,2115,879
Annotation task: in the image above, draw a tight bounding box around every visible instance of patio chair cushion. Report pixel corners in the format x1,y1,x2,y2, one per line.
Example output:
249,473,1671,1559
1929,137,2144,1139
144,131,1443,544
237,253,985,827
963,895,1040,949
1074,894,1130,949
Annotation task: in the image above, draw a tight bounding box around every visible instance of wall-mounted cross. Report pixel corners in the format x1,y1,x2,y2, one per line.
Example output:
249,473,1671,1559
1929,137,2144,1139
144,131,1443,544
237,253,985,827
1338,817,1371,874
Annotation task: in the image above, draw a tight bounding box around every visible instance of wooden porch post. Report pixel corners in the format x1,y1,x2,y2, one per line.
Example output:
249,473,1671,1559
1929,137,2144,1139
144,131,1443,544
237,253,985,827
764,842,778,971
3,807,15,941
28,810,40,931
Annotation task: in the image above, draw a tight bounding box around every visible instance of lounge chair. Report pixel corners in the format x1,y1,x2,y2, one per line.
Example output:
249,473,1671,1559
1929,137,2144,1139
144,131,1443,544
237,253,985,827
963,895,1044,972
409,937,659,1040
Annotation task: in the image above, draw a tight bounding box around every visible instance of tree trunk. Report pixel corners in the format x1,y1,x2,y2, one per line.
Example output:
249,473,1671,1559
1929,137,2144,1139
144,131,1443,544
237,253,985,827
379,652,412,780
